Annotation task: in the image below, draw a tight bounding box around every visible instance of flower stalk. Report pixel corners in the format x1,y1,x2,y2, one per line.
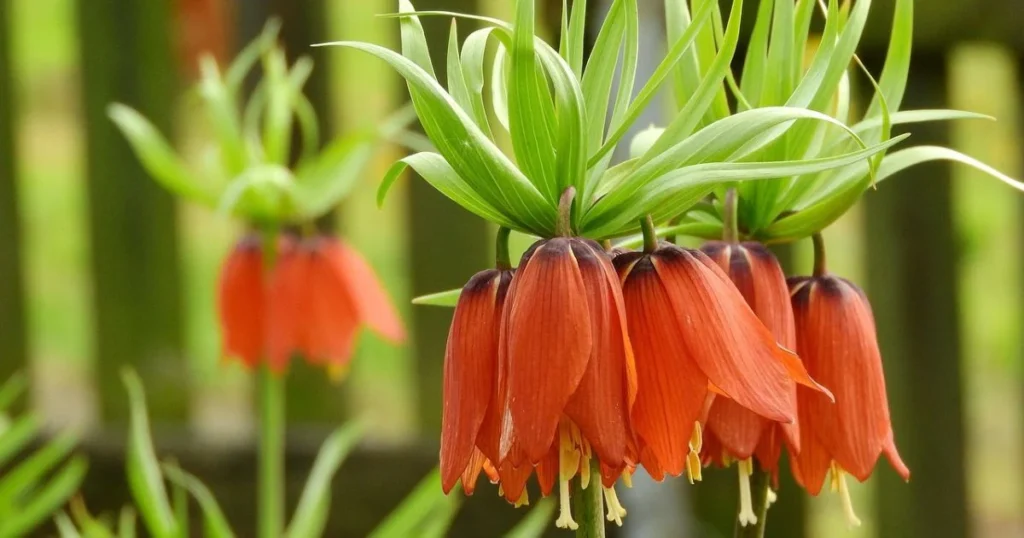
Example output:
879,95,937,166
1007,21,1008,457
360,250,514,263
496,227,512,270
571,460,605,538
556,188,576,237
258,229,285,538
734,461,772,538
812,232,827,277
640,215,658,253
723,188,739,244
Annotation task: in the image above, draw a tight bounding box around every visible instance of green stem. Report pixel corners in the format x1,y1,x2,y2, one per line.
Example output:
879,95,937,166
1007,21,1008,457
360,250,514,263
258,230,285,538
495,227,512,270
734,465,772,538
723,188,739,243
812,232,828,277
556,187,576,237
573,460,605,538
640,215,658,253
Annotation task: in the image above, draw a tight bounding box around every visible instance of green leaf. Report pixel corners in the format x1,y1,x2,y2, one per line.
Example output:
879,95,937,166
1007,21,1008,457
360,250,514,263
0,457,87,538
292,130,376,220
119,507,138,538
586,135,907,237
738,0,773,107
0,433,78,510
108,105,218,207
379,153,518,230
0,415,41,469
367,469,459,538
760,0,794,107
55,512,83,538
850,109,991,136
287,423,363,538
875,146,1024,190
318,38,553,235
162,463,234,538
503,498,556,538
864,0,913,120
449,24,493,136
508,0,559,199
122,370,178,538
644,0,743,160
565,0,587,77
580,0,625,179
588,0,713,167
411,288,462,307
0,373,26,414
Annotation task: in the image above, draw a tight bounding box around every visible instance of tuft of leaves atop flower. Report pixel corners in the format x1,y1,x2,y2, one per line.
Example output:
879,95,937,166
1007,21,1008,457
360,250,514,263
109,21,407,228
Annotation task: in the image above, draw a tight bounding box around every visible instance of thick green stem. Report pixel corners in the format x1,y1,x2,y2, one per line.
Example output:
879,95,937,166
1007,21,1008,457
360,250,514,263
258,230,285,538
812,232,828,277
573,460,605,538
640,215,659,253
723,188,739,243
495,227,512,270
734,465,772,538
556,187,576,237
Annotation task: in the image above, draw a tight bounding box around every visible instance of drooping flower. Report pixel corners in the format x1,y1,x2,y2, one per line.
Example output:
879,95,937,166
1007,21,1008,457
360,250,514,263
788,273,910,526
614,243,824,482
698,240,829,526
440,268,513,495
497,237,636,529
217,234,274,368
265,234,405,376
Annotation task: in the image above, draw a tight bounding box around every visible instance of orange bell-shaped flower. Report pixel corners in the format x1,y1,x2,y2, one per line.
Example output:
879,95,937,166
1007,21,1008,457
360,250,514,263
217,234,271,368
267,235,405,376
788,271,909,525
615,243,823,481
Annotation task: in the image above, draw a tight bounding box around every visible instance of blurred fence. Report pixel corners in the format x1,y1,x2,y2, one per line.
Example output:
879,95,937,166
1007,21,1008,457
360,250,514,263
1,0,1022,536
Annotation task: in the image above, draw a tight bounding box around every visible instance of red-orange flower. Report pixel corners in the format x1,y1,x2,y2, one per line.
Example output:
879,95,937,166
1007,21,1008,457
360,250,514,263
440,268,512,495
614,244,823,482
788,275,909,523
216,233,405,375
217,234,272,368
698,243,803,472
497,237,635,528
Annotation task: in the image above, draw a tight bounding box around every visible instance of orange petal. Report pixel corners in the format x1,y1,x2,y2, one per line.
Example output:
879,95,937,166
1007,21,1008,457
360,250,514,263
266,241,309,372
791,388,833,495
883,427,910,482
705,396,771,460
503,239,592,464
460,448,488,495
754,424,784,487
792,277,894,482
217,235,265,368
305,239,360,367
440,269,509,494
563,240,631,469
617,254,709,477
652,246,796,424
497,460,533,504
328,239,407,343
535,441,559,497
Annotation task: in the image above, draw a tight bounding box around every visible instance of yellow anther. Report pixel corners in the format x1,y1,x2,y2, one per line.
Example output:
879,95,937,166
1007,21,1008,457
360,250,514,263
555,478,579,530
831,464,862,528
327,362,349,384
685,421,704,484
603,486,628,526
514,489,530,508
737,458,757,527
766,487,778,507
621,470,633,489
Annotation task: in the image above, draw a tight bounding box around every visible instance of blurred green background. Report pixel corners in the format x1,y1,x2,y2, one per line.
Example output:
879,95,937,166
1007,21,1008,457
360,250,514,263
0,0,1021,536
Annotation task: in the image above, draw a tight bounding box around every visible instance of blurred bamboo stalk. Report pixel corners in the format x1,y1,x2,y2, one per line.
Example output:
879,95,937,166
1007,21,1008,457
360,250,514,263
77,0,187,422
865,52,970,538
0,0,28,405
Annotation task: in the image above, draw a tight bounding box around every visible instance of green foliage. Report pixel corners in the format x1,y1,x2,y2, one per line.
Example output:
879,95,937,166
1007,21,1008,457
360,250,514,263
109,21,405,227
327,0,897,240
367,469,460,538
0,374,87,538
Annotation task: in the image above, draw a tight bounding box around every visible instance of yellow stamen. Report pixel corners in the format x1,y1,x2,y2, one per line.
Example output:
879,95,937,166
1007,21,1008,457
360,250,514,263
327,362,349,383
831,462,862,528
514,489,530,508
555,477,579,530
603,486,627,526
766,488,778,507
737,458,758,527
621,470,633,489
685,421,704,484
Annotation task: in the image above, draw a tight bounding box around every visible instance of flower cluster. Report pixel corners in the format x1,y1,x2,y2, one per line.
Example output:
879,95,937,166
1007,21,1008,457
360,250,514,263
218,233,405,378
